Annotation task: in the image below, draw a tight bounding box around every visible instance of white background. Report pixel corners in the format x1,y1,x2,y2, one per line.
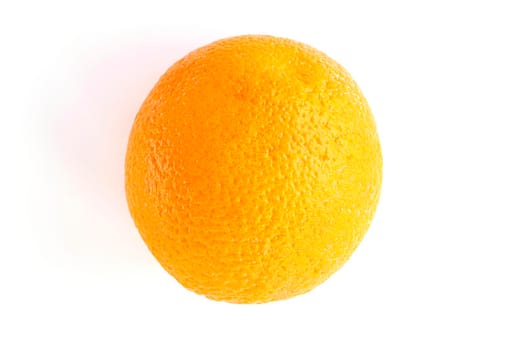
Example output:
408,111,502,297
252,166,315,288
1,1,524,349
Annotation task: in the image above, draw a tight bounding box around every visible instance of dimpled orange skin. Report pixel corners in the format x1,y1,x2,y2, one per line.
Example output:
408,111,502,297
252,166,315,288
125,35,382,303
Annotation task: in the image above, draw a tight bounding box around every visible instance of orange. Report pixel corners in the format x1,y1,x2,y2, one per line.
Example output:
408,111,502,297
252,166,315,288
125,35,382,303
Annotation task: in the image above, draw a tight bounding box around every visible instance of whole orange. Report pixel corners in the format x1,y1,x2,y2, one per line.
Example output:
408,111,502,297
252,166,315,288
125,35,382,303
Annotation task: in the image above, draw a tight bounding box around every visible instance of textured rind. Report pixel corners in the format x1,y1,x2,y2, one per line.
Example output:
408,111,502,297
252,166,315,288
125,35,382,303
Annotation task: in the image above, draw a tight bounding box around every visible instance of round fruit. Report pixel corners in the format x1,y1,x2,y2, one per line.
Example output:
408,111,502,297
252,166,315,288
125,35,382,303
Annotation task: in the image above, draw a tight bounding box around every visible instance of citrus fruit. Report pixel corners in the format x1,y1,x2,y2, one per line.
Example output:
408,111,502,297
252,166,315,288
125,35,382,303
